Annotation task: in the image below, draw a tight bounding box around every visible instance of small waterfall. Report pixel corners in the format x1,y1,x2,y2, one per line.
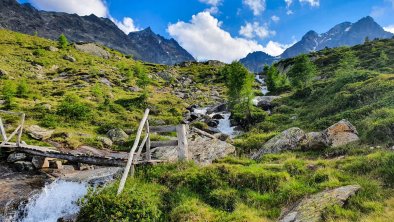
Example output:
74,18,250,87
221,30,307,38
217,113,237,137
255,74,269,95
17,180,88,222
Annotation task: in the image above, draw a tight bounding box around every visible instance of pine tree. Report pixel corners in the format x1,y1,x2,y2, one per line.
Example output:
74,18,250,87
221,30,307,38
58,34,68,49
287,55,317,89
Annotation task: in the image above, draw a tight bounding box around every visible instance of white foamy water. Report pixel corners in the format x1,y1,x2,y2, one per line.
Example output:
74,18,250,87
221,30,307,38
19,180,88,222
193,107,208,115
217,113,238,137
255,75,269,95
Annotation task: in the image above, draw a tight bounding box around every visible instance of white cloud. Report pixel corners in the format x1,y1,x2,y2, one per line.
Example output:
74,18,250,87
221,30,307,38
198,0,221,6
299,0,320,7
285,0,293,7
167,12,266,63
27,0,140,34
384,25,394,33
111,17,140,34
167,12,290,62
261,41,295,56
28,0,108,17
271,15,280,23
243,0,266,16
239,22,275,39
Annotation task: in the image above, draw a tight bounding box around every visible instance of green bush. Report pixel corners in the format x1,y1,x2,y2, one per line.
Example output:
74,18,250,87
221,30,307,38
57,94,92,121
208,188,238,211
78,179,168,222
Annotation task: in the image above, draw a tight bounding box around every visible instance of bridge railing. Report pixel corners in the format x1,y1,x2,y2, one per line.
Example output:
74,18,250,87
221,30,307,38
117,108,189,195
0,110,25,147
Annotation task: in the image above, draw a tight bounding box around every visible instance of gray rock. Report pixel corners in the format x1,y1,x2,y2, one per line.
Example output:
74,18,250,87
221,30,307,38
7,153,27,163
99,77,112,87
157,71,173,82
207,103,227,114
0,69,8,77
126,86,141,92
212,114,224,119
207,120,219,127
98,136,113,147
106,128,129,144
31,156,46,168
279,185,361,222
252,127,305,159
74,43,111,59
14,161,35,171
63,55,76,62
324,119,360,147
45,46,59,52
26,125,54,140
252,96,281,110
152,128,235,165
301,132,329,150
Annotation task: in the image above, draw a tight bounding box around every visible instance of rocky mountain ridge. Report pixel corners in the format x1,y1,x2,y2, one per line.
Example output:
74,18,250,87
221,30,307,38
240,16,393,73
0,0,195,65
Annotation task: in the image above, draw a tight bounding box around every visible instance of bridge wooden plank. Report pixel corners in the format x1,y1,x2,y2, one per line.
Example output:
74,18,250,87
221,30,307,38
150,140,178,148
150,125,177,133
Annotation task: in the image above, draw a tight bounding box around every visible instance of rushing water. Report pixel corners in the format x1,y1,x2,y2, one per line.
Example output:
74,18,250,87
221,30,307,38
17,180,88,222
255,74,269,95
217,113,236,137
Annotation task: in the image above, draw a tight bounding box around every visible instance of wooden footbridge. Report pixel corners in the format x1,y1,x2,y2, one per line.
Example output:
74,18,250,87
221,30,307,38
0,109,189,193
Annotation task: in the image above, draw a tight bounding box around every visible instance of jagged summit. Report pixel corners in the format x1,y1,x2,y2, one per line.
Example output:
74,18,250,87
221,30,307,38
0,0,195,65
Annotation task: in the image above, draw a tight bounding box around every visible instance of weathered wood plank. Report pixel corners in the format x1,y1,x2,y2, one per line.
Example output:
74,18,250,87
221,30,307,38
150,125,177,133
145,120,151,161
0,117,8,141
151,140,178,148
0,125,21,146
118,108,150,195
177,124,189,161
16,113,25,146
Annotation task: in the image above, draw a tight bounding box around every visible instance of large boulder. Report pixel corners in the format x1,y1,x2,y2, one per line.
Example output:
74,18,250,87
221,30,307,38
279,185,361,222
14,161,35,172
324,119,359,147
26,125,54,140
252,127,305,160
74,43,111,59
152,128,235,165
7,153,27,163
106,128,129,144
252,96,281,110
301,132,329,150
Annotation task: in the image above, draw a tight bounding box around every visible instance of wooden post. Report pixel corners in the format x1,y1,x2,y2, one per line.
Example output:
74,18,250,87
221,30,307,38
0,117,7,141
117,109,150,195
176,124,189,161
16,113,25,147
145,120,151,161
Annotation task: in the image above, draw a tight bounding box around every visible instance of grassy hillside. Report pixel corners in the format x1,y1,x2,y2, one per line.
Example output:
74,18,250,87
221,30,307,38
1,30,394,221
236,39,394,153
0,30,225,150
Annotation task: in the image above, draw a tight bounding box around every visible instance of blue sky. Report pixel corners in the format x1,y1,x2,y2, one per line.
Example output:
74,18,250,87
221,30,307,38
20,0,394,62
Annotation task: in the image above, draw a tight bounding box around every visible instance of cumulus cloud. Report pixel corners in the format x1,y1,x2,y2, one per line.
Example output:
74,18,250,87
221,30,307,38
28,0,108,17
168,12,265,62
271,15,280,23
111,17,140,34
198,0,221,6
384,25,394,33
167,12,290,62
261,41,295,56
299,0,320,7
243,0,266,16
27,0,140,34
239,22,275,39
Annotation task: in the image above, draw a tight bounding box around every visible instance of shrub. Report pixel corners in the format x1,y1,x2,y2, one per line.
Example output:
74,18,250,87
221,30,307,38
1,80,16,108
78,179,168,222
287,54,317,89
57,94,92,121
209,188,238,212
16,79,29,98
58,34,68,49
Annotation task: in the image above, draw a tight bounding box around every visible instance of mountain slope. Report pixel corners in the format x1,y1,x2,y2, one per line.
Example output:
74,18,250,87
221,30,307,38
239,51,278,73
240,16,393,73
0,0,195,65
281,16,393,58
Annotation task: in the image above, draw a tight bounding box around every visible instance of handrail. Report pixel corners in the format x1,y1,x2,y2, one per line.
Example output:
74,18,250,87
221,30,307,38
117,108,150,195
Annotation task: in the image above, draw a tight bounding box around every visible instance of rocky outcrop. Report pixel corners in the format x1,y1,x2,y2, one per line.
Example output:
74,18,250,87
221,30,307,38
63,55,76,62
253,119,360,159
26,125,54,140
324,119,359,147
152,128,235,165
252,128,305,160
74,43,111,59
252,96,281,110
106,128,129,144
279,185,361,222
7,153,27,163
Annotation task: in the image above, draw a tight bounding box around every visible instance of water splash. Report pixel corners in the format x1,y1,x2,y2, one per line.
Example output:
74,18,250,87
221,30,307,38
217,113,236,136
18,180,88,222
